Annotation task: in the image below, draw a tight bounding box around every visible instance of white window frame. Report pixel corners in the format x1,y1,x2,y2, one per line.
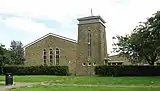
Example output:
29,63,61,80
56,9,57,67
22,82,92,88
82,63,86,66
93,62,96,66
42,48,46,65
55,47,60,65
88,62,91,66
49,48,53,65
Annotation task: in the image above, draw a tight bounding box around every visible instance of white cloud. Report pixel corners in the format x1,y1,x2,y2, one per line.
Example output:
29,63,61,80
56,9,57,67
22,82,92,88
0,17,53,35
0,0,160,54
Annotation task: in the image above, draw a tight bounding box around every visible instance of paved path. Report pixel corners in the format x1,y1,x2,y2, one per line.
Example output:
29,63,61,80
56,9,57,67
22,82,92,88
48,83,160,88
0,82,40,91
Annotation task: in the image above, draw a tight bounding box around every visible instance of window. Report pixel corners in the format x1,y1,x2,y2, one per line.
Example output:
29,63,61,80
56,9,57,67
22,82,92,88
88,45,91,57
112,63,116,66
88,30,91,43
82,63,86,66
88,30,91,57
49,49,53,65
42,49,46,65
104,60,107,65
55,48,60,65
107,63,111,66
93,62,96,66
117,63,123,65
88,62,91,66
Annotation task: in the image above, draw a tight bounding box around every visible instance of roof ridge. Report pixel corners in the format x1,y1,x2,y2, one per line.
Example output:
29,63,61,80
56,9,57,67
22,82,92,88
24,33,77,48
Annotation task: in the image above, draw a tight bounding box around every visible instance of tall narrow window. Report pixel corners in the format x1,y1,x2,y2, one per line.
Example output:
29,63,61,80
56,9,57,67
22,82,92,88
49,49,53,65
55,48,60,65
88,30,91,57
88,30,91,44
43,49,46,65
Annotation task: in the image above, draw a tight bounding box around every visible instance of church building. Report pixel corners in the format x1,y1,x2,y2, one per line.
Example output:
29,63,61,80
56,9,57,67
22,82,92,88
24,15,108,75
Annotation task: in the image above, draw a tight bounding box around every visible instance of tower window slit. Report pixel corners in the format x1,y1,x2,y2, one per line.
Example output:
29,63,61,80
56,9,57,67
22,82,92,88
88,30,91,57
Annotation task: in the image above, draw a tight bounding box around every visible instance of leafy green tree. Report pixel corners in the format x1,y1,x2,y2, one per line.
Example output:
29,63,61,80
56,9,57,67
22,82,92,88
10,40,25,65
0,44,8,74
113,11,160,65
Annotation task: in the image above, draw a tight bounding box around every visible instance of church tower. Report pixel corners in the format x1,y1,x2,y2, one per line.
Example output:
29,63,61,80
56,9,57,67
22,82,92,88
76,16,107,75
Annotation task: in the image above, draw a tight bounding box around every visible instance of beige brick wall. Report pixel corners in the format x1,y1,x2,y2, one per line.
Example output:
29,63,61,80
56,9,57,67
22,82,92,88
76,22,107,75
24,35,77,74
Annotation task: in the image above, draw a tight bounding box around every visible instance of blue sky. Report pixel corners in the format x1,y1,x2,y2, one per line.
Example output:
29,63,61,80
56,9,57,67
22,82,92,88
0,0,160,55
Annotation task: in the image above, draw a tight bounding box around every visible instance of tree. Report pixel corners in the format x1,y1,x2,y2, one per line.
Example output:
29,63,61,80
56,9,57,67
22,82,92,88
10,40,25,65
113,11,160,65
0,44,8,74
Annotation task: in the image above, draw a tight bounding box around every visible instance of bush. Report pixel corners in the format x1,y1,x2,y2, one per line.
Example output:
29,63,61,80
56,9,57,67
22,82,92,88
3,65,69,76
95,65,160,76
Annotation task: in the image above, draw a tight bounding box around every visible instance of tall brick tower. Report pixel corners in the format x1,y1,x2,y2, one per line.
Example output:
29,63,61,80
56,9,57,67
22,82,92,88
76,16,107,75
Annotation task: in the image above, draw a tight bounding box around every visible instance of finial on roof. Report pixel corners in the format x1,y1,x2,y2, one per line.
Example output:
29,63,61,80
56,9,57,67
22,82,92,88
91,8,93,16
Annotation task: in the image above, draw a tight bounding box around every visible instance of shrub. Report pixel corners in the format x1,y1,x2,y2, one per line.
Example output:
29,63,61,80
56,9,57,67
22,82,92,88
95,65,160,76
3,65,69,76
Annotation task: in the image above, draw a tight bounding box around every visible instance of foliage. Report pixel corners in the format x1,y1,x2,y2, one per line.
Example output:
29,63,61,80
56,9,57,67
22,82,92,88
10,40,25,65
113,11,160,65
2,65,69,76
95,65,160,76
0,44,9,74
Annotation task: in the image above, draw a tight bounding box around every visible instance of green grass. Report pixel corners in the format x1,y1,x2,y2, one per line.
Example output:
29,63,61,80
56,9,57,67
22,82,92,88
10,85,160,91
0,76,160,85
0,75,71,82
57,76,160,85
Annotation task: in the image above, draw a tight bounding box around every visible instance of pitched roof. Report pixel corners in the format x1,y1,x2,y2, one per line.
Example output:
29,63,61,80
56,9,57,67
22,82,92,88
24,33,77,48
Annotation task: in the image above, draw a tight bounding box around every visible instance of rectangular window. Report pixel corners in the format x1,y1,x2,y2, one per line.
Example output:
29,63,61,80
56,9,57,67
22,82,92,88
88,30,91,57
55,48,60,65
49,49,53,65
117,63,122,65
43,51,46,55
112,63,116,66
88,44,91,57
43,49,46,65
56,51,59,54
56,55,59,65
50,49,53,54
108,63,111,66
88,30,91,43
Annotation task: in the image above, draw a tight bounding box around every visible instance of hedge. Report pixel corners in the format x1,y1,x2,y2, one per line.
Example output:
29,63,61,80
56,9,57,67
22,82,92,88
95,65,160,76
2,65,69,76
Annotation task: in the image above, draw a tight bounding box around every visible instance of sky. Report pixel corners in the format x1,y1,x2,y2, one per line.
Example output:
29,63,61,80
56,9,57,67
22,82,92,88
0,0,160,55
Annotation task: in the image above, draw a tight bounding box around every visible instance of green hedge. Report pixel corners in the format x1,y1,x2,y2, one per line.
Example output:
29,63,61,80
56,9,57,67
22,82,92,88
95,65,160,76
2,65,69,76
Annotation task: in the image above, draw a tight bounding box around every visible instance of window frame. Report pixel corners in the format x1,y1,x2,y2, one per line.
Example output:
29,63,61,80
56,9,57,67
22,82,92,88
49,48,53,65
88,30,91,57
55,48,60,65
42,48,47,65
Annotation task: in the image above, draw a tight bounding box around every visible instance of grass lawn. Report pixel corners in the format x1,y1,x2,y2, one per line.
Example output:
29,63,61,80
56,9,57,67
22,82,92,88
57,76,160,85
0,75,70,82
10,85,160,91
0,75,160,85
